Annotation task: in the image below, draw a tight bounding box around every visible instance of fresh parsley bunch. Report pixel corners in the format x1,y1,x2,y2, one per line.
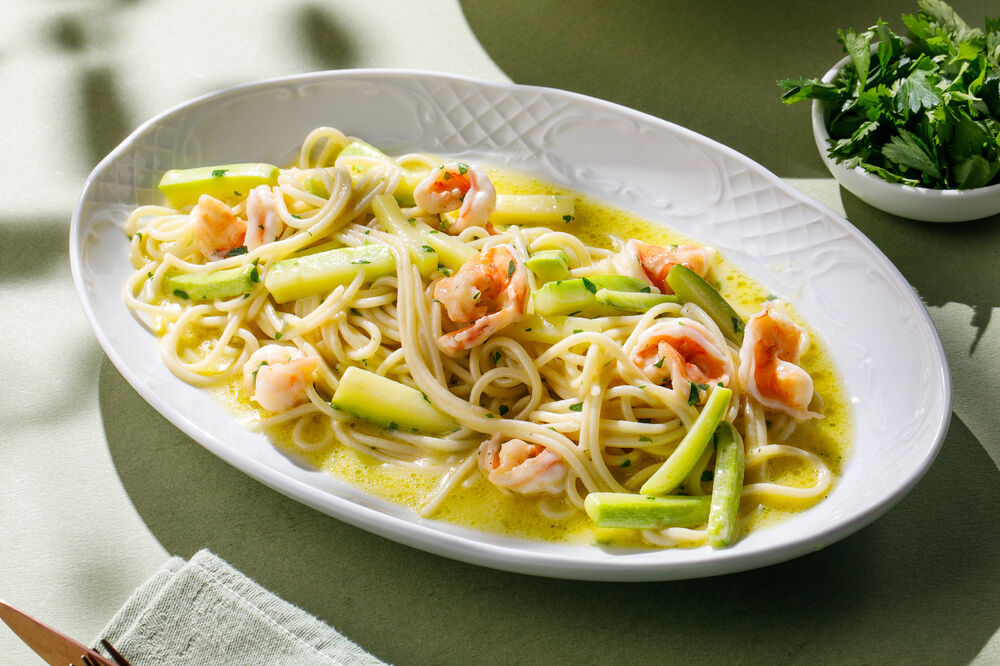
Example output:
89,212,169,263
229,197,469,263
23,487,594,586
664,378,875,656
780,0,1000,189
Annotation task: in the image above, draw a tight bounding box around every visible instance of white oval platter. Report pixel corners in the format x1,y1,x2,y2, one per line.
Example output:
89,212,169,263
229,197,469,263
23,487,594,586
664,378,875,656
70,69,951,581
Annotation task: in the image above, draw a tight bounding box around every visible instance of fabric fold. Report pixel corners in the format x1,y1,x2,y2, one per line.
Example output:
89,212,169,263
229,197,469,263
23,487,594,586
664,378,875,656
95,550,385,666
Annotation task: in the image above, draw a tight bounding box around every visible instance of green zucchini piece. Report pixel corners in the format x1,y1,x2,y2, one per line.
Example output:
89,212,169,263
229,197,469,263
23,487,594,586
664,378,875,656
666,264,745,344
525,249,570,283
419,226,477,272
640,387,733,496
158,163,279,208
166,263,259,301
265,245,395,304
371,195,438,276
491,194,575,226
339,140,390,161
594,288,678,313
506,314,602,345
331,366,458,434
584,493,711,529
707,422,745,548
531,275,650,317
335,141,421,206
303,167,337,198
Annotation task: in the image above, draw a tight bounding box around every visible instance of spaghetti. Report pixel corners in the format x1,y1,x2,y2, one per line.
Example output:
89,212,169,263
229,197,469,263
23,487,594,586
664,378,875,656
124,126,849,548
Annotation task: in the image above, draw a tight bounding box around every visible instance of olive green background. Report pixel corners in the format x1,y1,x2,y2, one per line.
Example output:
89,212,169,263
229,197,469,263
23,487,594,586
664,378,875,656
2,1,998,664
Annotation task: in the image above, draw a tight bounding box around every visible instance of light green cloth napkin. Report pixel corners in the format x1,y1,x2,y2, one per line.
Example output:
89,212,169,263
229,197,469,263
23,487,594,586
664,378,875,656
95,550,385,665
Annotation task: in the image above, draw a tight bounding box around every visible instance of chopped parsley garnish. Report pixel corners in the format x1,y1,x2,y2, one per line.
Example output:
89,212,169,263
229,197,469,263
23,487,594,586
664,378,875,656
620,459,631,468
498,404,509,416
653,357,665,369
457,162,469,175
569,402,584,412
387,421,399,431
507,260,516,277
687,382,710,405
572,329,583,334
731,317,745,335
173,289,189,299
639,435,652,443
211,168,228,177
225,245,248,257
492,351,501,364
582,277,597,294
422,245,434,253
562,214,573,223
701,470,714,482
473,291,481,301
640,286,651,293
439,266,452,276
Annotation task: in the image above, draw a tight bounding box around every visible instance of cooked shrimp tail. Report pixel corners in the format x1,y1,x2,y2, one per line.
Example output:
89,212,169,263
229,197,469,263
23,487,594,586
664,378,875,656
630,318,733,402
479,435,568,495
245,185,284,250
243,344,320,412
414,162,497,233
434,245,528,353
192,194,247,260
738,302,821,420
629,240,711,294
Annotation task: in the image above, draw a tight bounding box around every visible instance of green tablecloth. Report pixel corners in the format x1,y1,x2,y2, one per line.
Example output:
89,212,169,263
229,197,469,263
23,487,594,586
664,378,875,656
2,1,997,663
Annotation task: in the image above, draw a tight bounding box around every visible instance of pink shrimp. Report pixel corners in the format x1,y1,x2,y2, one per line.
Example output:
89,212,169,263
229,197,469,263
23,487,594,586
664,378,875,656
433,245,528,353
738,303,820,420
413,162,497,234
630,318,733,400
192,194,246,260
245,185,284,250
242,344,320,413
629,240,711,294
478,435,568,495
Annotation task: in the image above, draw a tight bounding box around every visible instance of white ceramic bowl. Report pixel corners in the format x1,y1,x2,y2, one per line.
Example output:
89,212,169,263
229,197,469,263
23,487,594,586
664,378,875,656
811,54,1000,222
72,69,951,580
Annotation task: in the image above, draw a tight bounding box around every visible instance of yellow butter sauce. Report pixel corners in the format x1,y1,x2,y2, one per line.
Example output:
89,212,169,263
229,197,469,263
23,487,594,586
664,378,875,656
212,167,852,548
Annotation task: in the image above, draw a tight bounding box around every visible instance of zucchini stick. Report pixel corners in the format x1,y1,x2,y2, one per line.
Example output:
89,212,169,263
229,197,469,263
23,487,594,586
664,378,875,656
491,194,575,226
158,163,279,208
640,387,733,496
594,288,679,312
166,263,259,301
666,264,745,344
707,422,745,548
371,194,438,276
265,245,395,303
584,493,711,529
